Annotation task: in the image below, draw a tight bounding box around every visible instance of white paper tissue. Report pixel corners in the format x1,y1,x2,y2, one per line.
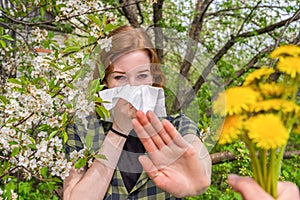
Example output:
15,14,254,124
98,85,167,121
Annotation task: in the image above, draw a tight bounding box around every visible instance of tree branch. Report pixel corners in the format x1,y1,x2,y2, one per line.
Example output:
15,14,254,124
180,0,213,78
193,8,300,92
153,0,164,63
211,150,300,165
119,0,141,28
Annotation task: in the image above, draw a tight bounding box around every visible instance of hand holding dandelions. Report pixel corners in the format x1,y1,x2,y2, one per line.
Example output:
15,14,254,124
132,110,210,197
228,174,300,200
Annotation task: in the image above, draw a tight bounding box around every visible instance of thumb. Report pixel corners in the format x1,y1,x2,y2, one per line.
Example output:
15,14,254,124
227,174,273,200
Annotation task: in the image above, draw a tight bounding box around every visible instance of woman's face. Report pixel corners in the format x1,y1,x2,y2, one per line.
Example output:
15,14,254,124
106,50,153,88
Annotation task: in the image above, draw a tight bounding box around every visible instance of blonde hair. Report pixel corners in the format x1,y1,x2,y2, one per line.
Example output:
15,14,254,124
100,25,165,88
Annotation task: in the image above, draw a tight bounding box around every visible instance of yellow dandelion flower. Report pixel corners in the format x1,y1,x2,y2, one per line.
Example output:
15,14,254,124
217,115,244,145
250,99,300,114
245,114,289,149
259,82,286,97
213,87,261,116
270,44,300,58
243,67,275,86
276,57,300,78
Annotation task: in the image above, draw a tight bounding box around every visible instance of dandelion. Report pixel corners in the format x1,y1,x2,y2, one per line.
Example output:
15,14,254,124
243,67,275,86
258,82,286,97
217,115,244,145
250,99,299,114
270,44,300,58
245,114,289,149
213,86,260,116
276,57,300,78
213,45,300,198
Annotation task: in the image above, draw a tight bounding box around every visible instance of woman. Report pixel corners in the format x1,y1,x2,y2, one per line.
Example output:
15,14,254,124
64,25,211,200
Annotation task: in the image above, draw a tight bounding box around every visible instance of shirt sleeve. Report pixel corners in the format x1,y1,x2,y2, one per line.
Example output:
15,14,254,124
65,115,112,158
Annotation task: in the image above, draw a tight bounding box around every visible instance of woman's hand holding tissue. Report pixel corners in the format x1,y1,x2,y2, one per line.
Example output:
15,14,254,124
111,98,137,134
132,110,211,197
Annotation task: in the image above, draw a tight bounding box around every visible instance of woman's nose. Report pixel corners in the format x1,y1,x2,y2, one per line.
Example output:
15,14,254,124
128,77,140,86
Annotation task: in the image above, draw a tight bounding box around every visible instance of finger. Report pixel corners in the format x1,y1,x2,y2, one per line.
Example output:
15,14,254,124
227,174,273,200
162,119,189,148
136,111,165,149
132,118,157,152
138,155,160,180
277,181,300,200
146,111,172,145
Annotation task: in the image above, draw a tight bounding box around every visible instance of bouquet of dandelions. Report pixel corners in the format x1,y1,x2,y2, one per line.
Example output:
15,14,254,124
213,44,300,198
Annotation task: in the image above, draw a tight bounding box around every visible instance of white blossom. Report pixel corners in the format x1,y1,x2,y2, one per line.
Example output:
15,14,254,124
31,27,48,43
98,37,112,52
18,155,29,168
11,189,18,200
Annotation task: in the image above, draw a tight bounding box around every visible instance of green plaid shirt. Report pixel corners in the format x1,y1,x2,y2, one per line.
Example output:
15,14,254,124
66,114,200,200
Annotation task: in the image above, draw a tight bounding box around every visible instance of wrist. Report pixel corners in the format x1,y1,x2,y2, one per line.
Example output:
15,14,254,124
111,124,131,135
110,127,128,139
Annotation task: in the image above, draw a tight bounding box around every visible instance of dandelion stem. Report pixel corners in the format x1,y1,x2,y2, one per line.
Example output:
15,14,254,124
243,135,264,187
259,149,267,190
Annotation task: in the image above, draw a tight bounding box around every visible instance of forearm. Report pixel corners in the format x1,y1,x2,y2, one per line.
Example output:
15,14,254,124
64,131,127,200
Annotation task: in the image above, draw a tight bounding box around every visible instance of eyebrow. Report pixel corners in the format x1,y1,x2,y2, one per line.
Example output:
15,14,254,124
111,71,126,74
111,69,150,74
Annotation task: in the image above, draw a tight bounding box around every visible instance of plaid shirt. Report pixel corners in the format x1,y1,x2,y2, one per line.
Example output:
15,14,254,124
66,114,200,200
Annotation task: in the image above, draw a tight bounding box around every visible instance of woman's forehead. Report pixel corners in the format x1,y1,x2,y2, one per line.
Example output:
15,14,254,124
112,64,151,74
112,50,151,72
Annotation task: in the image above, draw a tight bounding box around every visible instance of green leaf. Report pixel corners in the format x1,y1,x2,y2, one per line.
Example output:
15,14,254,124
41,166,48,178
97,105,110,119
82,54,90,64
73,68,85,81
8,141,18,145
8,78,22,85
49,130,59,139
28,144,37,150
33,77,48,85
62,111,67,124
65,103,72,109
85,133,93,150
94,154,107,160
88,36,97,45
87,14,102,27
20,77,29,85
94,96,109,104
48,78,56,90
11,147,19,157
0,40,6,48
63,46,81,53
37,124,51,131
88,79,100,97
52,177,63,183
74,158,87,169
95,106,105,120
28,136,36,144
104,23,118,33
63,130,68,144
0,95,9,105
62,65,76,72
2,34,14,41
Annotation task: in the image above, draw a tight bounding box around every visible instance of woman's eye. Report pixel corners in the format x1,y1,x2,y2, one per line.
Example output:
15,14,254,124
137,73,149,79
114,75,127,80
